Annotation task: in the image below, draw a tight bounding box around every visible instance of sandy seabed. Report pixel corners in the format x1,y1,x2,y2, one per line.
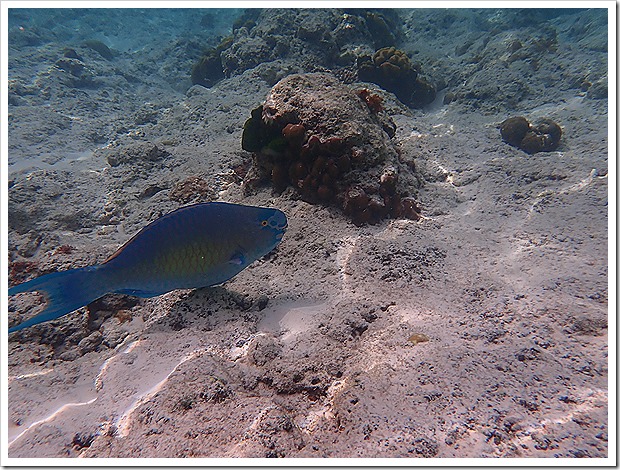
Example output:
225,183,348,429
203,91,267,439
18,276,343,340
5,7,611,460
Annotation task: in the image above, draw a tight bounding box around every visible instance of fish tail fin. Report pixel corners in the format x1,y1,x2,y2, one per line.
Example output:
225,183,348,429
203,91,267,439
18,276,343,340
8,266,108,333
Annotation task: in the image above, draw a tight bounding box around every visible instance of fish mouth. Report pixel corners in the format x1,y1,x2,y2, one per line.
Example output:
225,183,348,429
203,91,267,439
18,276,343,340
266,210,288,233
275,225,287,240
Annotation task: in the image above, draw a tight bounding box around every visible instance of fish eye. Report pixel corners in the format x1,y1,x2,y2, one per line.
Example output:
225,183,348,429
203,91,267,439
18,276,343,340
261,220,268,226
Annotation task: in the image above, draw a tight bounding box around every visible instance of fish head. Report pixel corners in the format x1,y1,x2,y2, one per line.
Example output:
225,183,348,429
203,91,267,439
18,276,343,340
237,205,287,261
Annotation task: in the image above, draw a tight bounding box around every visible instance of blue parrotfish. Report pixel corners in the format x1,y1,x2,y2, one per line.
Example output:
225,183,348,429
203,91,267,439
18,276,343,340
8,202,287,333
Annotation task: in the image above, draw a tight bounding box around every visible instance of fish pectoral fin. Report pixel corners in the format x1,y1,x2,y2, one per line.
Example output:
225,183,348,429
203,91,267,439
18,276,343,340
228,250,246,266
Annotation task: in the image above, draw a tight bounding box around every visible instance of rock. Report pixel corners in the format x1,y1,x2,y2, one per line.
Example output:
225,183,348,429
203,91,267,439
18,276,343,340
241,72,422,224
78,331,103,354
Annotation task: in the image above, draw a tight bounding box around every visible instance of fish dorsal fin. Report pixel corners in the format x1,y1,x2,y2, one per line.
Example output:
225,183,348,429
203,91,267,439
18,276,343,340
104,245,126,263
104,230,144,263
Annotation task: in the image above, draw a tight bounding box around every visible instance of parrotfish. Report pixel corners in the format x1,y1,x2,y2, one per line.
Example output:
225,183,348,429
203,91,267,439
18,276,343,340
8,202,287,333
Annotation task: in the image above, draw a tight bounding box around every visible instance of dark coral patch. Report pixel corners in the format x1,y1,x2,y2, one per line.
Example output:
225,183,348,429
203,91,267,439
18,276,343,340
241,73,422,225
357,88,383,113
357,47,436,108
500,116,562,154
500,116,531,147
191,50,224,87
190,37,232,88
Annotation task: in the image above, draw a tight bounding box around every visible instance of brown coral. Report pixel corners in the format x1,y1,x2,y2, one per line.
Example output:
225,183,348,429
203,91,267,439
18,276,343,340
357,47,436,108
357,88,383,113
282,123,306,145
500,116,531,147
500,116,562,154
373,46,412,74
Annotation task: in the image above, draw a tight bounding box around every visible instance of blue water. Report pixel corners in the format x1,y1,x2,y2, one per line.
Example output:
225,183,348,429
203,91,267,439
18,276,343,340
8,8,239,52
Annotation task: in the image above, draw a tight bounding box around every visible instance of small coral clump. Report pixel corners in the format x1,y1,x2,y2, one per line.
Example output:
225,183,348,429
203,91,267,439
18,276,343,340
362,11,399,48
500,116,562,154
191,51,223,87
241,73,422,225
373,46,413,80
356,88,383,113
169,176,215,203
190,37,232,87
357,47,436,108
9,260,40,285
499,116,530,146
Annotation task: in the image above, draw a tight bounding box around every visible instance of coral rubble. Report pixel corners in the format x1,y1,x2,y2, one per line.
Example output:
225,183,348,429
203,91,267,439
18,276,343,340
241,73,422,225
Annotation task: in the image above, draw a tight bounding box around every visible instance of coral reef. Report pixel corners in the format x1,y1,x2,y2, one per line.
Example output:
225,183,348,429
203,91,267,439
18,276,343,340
500,116,562,154
232,8,262,33
190,37,232,87
241,73,422,225
360,10,400,48
190,9,437,106
357,47,436,108
217,10,407,78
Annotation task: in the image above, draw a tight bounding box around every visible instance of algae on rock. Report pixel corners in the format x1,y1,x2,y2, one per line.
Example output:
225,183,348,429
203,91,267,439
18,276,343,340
242,72,423,225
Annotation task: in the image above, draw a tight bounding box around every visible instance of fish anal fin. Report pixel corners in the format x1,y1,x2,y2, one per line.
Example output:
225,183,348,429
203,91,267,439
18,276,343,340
114,288,164,298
